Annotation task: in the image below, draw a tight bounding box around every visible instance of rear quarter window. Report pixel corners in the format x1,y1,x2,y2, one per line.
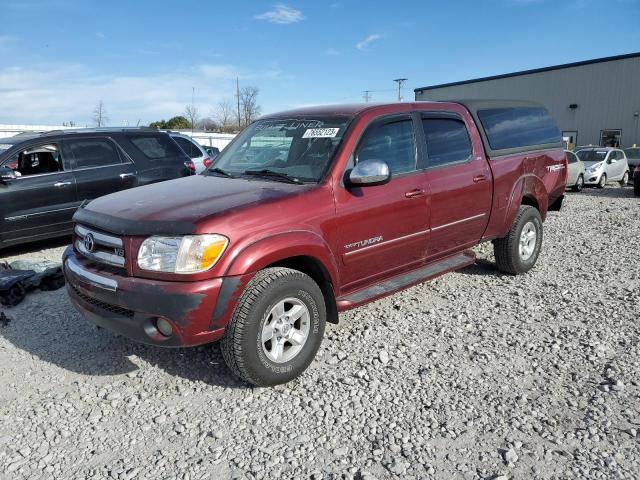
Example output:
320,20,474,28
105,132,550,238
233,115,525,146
128,134,182,160
478,107,562,151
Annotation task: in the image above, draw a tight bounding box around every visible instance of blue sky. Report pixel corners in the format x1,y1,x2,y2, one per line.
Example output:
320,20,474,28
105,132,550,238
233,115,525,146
0,0,638,126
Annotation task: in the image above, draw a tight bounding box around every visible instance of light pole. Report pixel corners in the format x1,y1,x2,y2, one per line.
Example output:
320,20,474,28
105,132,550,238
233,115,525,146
393,78,407,102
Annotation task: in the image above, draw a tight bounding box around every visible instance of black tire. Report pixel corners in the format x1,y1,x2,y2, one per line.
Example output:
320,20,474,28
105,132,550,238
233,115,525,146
221,267,326,387
493,205,543,275
572,174,584,192
619,171,629,187
634,177,640,197
597,173,607,189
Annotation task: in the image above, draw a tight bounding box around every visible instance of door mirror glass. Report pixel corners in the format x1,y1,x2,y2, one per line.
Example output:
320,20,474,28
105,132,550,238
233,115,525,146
0,166,17,182
348,159,391,186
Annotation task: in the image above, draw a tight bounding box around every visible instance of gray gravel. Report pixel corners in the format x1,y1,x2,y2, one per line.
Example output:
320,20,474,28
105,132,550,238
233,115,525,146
1,185,639,479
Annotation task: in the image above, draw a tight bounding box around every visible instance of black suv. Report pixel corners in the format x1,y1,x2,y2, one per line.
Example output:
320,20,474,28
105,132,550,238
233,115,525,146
0,128,194,248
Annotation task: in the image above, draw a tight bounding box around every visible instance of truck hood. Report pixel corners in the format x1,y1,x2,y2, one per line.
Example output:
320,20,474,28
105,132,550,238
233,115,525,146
74,175,314,236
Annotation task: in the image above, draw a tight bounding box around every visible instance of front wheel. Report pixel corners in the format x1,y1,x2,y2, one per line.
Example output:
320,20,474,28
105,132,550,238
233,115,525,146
597,173,607,189
619,171,629,186
494,205,543,275
572,174,584,192
221,267,326,387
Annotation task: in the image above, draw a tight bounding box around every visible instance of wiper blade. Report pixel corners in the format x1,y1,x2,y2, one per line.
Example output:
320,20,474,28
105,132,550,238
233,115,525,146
243,169,303,184
208,167,235,178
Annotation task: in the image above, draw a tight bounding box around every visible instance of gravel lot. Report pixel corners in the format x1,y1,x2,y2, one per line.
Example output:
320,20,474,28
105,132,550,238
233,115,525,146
0,186,638,480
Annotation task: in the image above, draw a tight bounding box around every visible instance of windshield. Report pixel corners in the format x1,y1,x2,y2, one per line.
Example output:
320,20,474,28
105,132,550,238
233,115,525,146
210,117,351,182
624,148,640,159
576,149,607,162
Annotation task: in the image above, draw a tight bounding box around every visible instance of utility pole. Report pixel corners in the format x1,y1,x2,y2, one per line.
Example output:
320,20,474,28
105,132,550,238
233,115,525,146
236,77,241,129
393,78,408,102
363,90,372,103
191,86,195,135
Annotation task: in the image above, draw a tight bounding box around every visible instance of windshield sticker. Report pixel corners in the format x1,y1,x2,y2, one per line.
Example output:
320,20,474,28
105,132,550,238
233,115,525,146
302,128,340,138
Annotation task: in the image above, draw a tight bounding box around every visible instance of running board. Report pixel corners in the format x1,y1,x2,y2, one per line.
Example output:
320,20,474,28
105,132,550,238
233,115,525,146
336,250,475,311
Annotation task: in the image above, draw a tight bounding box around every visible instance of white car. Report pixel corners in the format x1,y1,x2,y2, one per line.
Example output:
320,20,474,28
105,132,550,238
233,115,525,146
565,150,585,191
170,133,211,173
576,147,630,188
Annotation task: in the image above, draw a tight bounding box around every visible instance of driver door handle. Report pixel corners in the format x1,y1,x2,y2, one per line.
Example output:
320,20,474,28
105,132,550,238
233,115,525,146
53,181,72,188
119,173,136,180
473,175,488,183
405,188,425,198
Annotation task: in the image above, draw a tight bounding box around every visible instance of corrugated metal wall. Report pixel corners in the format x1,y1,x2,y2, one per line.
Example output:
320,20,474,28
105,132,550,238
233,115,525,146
415,56,640,148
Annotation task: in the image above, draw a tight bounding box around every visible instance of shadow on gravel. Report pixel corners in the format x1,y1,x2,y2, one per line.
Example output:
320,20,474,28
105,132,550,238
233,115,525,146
459,258,503,277
0,236,71,258
0,294,248,390
573,185,637,200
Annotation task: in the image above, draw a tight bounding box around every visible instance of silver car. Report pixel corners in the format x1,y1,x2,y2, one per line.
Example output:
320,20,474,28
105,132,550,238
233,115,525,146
170,133,211,173
565,150,585,191
576,147,630,188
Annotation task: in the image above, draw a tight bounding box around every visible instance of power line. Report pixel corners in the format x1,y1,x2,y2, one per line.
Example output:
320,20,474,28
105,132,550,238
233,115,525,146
363,90,372,103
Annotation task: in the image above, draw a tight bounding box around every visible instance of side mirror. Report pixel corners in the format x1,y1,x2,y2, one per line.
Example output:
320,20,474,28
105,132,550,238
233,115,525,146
0,166,17,183
348,159,391,187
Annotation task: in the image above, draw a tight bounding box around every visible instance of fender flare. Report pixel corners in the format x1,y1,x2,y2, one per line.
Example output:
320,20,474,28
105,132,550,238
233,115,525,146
502,174,548,237
223,230,340,288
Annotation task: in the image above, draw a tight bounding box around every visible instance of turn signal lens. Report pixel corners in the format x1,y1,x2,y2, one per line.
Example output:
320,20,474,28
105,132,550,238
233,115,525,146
138,234,228,273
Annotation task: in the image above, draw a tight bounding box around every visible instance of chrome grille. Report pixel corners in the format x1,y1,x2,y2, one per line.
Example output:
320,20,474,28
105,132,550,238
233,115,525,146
74,225,126,268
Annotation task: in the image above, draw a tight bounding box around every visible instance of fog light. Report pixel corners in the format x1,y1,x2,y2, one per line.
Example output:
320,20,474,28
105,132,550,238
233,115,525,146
156,318,173,337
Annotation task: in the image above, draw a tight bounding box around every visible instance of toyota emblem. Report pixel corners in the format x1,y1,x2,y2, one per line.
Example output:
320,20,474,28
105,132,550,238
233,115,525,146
84,233,95,252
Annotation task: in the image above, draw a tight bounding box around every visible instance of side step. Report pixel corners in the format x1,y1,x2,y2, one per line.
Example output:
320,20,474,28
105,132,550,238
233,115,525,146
336,250,475,311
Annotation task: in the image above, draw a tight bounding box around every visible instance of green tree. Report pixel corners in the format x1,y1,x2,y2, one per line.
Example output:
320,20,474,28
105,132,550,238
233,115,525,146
149,115,190,129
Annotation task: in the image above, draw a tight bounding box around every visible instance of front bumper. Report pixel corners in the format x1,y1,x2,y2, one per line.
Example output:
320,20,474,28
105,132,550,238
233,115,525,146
584,171,603,185
63,247,241,347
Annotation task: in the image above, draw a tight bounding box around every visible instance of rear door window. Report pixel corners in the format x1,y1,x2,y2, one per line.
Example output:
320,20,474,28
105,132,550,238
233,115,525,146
566,152,577,164
422,118,472,168
66,138,121,169
357,119,416,175
129,134,182,159
478,107,562,150
173,137,201,158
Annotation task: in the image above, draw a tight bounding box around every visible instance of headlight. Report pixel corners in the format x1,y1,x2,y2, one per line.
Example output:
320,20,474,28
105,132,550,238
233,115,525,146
588,162,603,172
137,234,228,273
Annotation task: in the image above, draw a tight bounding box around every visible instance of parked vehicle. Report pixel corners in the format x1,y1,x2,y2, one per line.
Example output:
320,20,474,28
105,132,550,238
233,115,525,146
576,147,629,188
169,133,211,173
63,100,567,386
565,150,585,191
634,165,640,196
0,128,194,248
624,147,640,176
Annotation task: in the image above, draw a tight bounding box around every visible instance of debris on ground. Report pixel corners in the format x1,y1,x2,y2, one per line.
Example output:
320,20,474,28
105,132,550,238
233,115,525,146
0,260,64,306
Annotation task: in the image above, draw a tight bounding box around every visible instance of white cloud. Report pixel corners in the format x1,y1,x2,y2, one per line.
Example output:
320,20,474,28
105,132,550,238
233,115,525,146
0,62,281,125
95,32,106,39
325,48,339,56
254,4,305,24
356,34,385,51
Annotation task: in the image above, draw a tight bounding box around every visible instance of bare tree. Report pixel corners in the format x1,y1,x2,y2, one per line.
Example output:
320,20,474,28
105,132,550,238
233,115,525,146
239,86,261,127
93,101,108,127
184,104,200,130
215,99,235,131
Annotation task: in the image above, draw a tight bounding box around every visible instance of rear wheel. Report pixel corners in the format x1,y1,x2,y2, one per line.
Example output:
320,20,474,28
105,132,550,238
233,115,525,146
221,267,326,387
572,174,584,192
494,205,543,275
597,173,607,189
619,171,629,186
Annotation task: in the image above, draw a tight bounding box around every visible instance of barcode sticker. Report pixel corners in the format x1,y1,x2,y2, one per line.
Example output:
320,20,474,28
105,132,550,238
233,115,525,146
302,128,340,138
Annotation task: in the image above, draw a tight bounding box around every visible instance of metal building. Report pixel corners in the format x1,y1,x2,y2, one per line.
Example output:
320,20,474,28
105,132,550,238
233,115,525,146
414,52,640,149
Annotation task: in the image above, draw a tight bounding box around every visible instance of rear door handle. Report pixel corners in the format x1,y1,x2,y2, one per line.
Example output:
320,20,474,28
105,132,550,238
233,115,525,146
473,175,488,183
53,181,72,188
119,173,136,180
405,188,425,198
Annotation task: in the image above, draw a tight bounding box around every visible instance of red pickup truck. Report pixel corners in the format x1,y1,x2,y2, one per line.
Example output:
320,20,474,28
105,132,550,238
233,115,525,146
63,100,567,386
